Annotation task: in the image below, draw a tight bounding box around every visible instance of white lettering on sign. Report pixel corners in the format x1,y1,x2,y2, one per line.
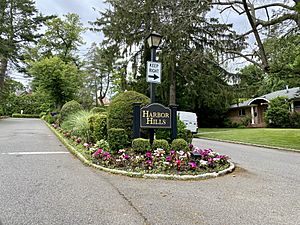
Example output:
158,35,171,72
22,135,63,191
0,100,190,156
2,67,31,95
147,61,161,84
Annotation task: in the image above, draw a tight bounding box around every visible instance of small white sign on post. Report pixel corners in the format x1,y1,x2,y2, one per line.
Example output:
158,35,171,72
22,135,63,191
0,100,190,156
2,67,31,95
147,61,161,84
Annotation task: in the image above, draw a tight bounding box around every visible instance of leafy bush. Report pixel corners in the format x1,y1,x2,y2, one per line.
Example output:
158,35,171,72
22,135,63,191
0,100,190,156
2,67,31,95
265,97,292,128
42,114,56,124
132,138,151,153
88,113,107,142
108,128,128,152
94,139,110,152
61,100,83,121
61,110,93,142
156,119,190,143
12,113,39,118
90,107,107,114
291,112,300,128
171,138,189,152
107,91,150,139
152,139,169,150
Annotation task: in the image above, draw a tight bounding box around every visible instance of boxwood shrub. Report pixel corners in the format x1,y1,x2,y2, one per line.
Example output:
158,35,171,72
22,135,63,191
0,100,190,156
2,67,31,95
90,107,107,114
60,100,83,121
152,139,169,151
171,138,189,152
132,138,151,153
107,91,150,140
12,113,39,118
108,128,128,152
88,113,107,142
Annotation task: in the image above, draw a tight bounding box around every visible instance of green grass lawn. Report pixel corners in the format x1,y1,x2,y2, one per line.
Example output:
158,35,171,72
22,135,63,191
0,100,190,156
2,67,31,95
195,128,300,150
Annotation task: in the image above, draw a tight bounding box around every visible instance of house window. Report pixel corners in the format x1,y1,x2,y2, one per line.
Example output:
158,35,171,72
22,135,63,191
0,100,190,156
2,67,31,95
238,109,246,116
294,101,300,109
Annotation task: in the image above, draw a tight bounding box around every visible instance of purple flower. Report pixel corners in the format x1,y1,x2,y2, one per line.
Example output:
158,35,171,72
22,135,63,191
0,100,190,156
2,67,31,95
188,161,197,169
188,144,193,149
145,151,152,159
165,155,172,162
170,150,175,155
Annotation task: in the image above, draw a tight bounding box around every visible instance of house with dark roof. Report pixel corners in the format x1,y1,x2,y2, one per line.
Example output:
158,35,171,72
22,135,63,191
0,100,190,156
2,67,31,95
227,87,300,127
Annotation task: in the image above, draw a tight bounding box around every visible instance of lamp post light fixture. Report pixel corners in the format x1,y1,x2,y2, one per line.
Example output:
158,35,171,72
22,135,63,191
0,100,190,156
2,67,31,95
146,31,162,145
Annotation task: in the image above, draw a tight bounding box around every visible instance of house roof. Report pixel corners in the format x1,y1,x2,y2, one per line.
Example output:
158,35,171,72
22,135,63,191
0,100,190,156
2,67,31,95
230,87,300,109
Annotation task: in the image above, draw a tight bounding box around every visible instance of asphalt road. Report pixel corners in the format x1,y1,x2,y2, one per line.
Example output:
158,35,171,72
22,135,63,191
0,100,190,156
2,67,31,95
0,118,299,225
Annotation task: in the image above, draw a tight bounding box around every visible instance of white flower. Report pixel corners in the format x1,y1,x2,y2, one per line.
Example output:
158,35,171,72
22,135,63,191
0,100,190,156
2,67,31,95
200,160,208,165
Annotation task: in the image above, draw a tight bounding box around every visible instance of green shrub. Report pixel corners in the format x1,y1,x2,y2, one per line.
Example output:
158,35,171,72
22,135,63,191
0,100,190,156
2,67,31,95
132,138,151,153
61,110,93,142
291,112,300,128
156,119,189,143
152,139,169,150
88,113,107,142
108,128,128,152
170,138,189,152
42,114,55,124
12,113,39,118
94,139,110,152
107,91,150,140
60,100,83,121
90,107,106,114
265,97,292,128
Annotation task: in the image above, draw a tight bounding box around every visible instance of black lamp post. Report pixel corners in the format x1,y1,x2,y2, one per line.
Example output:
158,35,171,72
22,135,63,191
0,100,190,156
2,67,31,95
146,31,162,145
146,32,162,103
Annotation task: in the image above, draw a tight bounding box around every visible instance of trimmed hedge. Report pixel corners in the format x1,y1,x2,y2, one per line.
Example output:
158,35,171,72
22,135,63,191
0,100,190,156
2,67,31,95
88,113,107,142
107,91,150,140
90,107,107,114
132,138,151,153
152,139,169,150
61,100,83,121
108,128,128,152
12,113,39,118
171,138,189,152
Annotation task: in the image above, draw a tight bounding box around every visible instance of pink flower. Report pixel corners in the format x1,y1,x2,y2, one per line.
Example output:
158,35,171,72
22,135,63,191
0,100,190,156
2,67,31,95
188,161,197,169
123,154,130,160
175,159,181,166
92,148,103,158
83,143,90,148
170,150,175,155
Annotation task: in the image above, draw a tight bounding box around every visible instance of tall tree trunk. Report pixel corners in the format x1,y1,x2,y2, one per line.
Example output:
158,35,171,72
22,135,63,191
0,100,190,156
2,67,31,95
242,0,269,72
169,53,176,105
0,57,8,91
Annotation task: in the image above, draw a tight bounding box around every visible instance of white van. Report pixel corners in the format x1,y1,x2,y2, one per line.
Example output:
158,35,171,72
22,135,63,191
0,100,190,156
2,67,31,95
177,111,198,133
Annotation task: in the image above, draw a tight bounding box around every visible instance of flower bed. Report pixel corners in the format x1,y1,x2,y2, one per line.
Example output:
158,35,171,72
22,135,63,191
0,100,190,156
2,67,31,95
51,123,232,177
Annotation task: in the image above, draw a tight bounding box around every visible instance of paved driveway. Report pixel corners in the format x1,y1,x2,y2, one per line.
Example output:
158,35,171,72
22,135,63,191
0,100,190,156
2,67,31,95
0,118,299,225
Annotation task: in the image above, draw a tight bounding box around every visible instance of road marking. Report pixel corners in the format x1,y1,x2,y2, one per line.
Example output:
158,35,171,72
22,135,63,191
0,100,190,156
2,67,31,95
1,152,69,155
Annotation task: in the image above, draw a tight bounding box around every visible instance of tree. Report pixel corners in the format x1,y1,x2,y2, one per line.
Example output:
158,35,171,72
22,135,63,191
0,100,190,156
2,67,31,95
0,0,47,91
93,0,245,105
84,43,118,106
25,13,85,67
213,0,299,72
29,56,82,109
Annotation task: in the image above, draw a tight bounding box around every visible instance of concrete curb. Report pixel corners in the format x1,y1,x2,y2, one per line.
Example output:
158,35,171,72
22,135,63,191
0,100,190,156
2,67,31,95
46,122,235,180
194,137,300,153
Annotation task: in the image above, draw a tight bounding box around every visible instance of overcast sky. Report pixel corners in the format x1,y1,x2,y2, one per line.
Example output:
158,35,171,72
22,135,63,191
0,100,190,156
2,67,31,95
35,0,107,49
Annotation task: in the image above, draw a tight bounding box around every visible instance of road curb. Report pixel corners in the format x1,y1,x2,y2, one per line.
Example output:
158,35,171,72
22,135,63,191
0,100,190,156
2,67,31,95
46,122,235,180
194,137,300,153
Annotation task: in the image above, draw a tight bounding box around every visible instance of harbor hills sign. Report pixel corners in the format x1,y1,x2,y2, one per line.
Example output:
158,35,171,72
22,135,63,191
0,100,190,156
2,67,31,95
140,103,171,128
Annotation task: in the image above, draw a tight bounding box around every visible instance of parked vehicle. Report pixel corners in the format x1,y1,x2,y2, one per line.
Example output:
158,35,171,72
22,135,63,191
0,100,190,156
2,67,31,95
177,111,198,133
